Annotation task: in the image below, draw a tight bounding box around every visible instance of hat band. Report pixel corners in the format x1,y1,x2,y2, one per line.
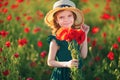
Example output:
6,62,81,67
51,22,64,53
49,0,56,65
56,4,71,8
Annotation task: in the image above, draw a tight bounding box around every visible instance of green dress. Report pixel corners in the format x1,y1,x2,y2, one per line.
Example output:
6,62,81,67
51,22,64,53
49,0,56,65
47,35,83,80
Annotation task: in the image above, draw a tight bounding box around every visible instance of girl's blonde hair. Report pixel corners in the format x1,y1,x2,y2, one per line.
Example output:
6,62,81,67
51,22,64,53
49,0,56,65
50,10,77,35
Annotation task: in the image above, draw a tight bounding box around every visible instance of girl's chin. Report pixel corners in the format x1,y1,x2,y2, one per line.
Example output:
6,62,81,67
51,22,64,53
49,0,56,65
62,26,71,28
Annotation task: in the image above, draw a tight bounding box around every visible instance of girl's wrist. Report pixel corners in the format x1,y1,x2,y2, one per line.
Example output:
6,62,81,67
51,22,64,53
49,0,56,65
63,62,68,68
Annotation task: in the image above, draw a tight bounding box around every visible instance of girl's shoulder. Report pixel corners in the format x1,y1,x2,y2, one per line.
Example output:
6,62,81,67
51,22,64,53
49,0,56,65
47,35,60,45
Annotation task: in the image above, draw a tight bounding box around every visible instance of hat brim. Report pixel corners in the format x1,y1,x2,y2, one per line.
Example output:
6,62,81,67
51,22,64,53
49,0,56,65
44,7,84,28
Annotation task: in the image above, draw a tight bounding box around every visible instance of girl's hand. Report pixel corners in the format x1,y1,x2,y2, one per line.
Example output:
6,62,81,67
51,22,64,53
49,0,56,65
81,24,90,34
67,59,78,68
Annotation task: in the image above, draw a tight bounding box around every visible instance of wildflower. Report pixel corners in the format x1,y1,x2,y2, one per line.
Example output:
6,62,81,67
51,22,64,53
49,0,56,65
18,38,27,46
14,53,19,58
107,51,114,60
91,26,100,34
40,51,47,58
2,70,10,76
5,41,11,47
112,43,119,49
37,41,43,47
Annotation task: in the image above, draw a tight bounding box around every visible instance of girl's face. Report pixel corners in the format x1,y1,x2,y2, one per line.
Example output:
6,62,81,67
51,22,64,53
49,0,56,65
56,10,74,28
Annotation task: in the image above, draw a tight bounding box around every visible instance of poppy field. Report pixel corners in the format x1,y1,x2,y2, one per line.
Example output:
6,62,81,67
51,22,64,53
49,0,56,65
0,0,120,80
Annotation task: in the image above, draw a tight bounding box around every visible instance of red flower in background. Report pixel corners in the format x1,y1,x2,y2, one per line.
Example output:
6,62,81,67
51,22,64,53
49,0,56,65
2,70,10,76
117,36,120,43
4,1,9,6
94,56,100,62
81,0,89,3
37,41,43,47
91,27,100,34
2,8,8,13
36,10,44,19
118,14,120,18
0,20,4,24
26,77,34,80
17,0,24,3
0,30,8,37
91,39,97,47
33,27,41,34
56,28,85,45
11,4,18,9
107,51,114,60
40,51,47,58
5,41,11,47
16,16,20,21
95,77,101,80
0,48,2,52
14,53,19,58
102,32,107,38
112,43,119,49
18,38,28,46
30,61,37,67
100,13,111,20
26,16,32,21
7,15,12,21
24,27,30,33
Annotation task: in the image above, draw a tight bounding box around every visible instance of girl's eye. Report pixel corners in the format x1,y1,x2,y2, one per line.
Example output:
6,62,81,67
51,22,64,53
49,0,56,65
59,16,64,19
68,14,73,17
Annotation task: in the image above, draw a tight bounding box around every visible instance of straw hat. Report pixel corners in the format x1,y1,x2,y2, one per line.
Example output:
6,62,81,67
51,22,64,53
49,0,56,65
44,0,84,28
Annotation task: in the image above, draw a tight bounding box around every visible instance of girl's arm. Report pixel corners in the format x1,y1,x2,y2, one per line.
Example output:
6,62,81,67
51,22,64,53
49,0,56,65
80,24,90,59
47,39,78,68
80,34,88,58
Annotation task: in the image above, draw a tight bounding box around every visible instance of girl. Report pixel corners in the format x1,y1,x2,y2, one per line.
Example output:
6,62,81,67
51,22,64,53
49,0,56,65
44,0,89,80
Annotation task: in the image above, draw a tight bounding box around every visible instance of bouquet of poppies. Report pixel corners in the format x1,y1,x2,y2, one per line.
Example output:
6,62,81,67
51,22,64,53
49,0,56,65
56,27,85,80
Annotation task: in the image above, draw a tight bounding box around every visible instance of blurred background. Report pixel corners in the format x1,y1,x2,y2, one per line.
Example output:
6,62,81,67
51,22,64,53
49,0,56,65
0,0,120,80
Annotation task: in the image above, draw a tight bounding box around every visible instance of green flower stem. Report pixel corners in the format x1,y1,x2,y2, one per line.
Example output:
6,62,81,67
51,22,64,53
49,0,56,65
68,40,84,80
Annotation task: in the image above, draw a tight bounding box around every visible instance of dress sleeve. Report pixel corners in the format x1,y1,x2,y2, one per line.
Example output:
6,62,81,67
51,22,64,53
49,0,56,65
47,35,60,46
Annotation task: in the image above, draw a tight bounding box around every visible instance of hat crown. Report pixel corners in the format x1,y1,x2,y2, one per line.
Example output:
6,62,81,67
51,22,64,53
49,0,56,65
53,0,76,9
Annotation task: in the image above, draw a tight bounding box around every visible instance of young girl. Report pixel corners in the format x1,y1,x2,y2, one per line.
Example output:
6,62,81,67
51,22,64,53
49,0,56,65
44,0,89,80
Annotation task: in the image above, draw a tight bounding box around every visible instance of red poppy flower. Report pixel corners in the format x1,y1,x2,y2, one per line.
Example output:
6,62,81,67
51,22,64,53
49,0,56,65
2,70,10,76
2,8,8,13
91,39,97,47
11,4,19,9
0,30,8,37
5,41,11,47
24,27,30,33
107,51,114,60
95,77,101,80
18,38,28,46
56,28,85,45
112,43,119,49
16,16,20,21
14,53,19,58
37,41,43,47
33,27,41,34
40,51,47,58
30,61,37,67
102,32,107,38
4,1,9,6
0,20,4,24
100,13,111,20
94,56,100,62
26,16,32,21
117,36,120,43
0,48,2,52
118,14,120,18
91,27,100,34
7,15,12,21
17,0,24,3
26,77,34,80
